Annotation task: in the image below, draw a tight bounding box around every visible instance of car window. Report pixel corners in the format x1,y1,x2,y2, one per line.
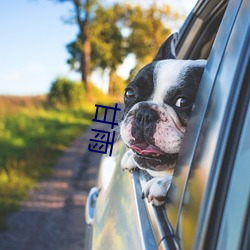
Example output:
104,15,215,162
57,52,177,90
216,74,250,250
132,1,231,248
166,0,231,232
165,0,249,249
177,0,228,60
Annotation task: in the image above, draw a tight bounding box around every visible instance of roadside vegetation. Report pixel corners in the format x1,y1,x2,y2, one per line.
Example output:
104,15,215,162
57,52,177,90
0,0,180,231
0,82,116,230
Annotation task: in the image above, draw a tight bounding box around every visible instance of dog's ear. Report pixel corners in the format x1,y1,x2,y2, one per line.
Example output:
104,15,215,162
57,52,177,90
153,32,179,61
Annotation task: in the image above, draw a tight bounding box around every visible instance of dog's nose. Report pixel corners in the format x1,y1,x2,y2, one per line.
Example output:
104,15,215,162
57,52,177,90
135,109,159,129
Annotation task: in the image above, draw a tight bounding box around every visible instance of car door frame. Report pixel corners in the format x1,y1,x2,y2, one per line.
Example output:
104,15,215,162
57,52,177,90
166,0,250,248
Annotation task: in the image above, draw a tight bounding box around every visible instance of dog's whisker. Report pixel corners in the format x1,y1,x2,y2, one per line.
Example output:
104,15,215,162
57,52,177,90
109,126,120,133
115,135,122,143
113,133,121,143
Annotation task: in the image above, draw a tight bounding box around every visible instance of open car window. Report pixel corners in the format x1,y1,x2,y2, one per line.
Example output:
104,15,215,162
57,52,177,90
166,0,229,229
135,0,231,247
177,0,229,60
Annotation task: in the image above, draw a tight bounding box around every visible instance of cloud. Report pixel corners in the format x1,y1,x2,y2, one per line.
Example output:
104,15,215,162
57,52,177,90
0,62,48,95
1,62,45,83
25,62,45,74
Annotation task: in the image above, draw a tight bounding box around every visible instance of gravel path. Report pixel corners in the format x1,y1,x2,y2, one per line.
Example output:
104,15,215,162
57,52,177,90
0,104,123,250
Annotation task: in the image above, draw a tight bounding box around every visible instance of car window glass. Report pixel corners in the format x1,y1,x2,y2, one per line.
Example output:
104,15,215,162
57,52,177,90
166,0,231,230
216,99,250,249
165,0,245,248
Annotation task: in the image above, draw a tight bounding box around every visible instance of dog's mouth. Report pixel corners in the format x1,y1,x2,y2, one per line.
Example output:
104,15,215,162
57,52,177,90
129,143,178,165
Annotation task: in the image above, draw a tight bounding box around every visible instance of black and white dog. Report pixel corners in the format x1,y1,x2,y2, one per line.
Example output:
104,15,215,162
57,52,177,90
120,33,206,206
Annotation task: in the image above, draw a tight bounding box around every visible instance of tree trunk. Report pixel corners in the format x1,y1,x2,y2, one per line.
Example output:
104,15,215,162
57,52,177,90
73,0,92,99
81,21,91,98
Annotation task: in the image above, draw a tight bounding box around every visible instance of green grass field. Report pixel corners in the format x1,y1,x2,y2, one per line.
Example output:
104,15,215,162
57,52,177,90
0,96,102,230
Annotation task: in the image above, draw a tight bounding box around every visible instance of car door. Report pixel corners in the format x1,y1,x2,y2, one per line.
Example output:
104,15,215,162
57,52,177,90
85,0,250,249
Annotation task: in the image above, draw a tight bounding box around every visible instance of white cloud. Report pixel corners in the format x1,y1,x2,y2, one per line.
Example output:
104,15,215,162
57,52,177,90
25,62,45,74
1,62,45,83
0,62,48,95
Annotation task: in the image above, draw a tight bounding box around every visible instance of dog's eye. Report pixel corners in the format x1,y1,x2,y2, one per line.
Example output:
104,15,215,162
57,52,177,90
175,97,192,108
125,89,136,100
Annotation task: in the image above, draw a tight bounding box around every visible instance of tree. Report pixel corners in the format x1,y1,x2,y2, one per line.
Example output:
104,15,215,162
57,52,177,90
53,0,98,97
65,3,174,94
124,4,172,70
90,4,127,95
66,4,127,95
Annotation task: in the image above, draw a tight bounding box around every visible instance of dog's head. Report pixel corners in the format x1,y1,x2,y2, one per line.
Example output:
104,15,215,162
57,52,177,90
120,33,206,174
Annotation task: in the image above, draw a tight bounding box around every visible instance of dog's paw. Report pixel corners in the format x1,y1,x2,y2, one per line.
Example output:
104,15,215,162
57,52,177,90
121,149,135,172
141,175,172,206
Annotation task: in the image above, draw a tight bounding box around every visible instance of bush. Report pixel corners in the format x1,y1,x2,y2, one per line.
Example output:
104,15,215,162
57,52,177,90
48,77,85,108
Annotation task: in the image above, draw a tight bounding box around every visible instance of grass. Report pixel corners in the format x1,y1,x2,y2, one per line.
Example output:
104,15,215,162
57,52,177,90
0,95,112,230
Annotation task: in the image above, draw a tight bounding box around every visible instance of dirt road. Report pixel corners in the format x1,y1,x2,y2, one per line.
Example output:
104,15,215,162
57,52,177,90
0,104,122,250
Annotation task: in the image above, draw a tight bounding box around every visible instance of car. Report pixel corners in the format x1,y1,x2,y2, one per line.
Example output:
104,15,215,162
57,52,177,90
85,0,250,249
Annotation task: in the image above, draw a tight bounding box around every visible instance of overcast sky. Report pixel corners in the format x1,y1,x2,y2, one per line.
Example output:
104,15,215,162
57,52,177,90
0,0,197,96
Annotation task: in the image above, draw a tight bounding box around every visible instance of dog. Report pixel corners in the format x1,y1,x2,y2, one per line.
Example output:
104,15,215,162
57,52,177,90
120,33,206,206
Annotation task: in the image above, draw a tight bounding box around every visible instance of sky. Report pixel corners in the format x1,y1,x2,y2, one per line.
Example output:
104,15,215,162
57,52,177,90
0,0,197,96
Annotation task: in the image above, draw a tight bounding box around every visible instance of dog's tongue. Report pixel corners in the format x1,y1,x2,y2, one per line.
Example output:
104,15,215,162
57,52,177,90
130,143,163,155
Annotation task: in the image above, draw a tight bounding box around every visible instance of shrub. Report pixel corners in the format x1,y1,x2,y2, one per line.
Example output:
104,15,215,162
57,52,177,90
48,77,85,108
